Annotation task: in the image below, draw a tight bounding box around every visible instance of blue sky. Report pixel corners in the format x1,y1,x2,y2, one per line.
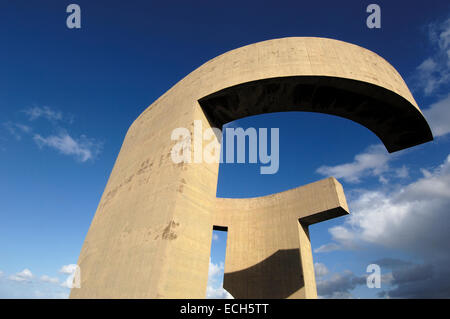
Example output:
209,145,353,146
1,1,450,298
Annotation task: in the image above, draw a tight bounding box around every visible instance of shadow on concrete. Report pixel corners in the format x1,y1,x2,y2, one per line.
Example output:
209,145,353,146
199,76,432,153
223,248,304,299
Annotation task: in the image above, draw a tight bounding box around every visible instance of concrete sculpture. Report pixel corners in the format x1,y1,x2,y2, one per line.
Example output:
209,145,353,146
70,37,432,299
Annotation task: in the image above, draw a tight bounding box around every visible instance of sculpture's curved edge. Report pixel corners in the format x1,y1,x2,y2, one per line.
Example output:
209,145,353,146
131,36,424,129
199,75,434,153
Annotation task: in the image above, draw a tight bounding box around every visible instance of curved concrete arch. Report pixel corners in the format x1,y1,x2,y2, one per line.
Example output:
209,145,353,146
199,75,432,153
71,37,432,299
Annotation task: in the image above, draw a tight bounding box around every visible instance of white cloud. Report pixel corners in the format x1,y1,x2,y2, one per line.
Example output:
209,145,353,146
318,154,450,252
16,123,31,133
0,270,3,277
319,291,354,299
315,262,430,299
329,226,358,248
34,133,101,162
3,122,32,140
418,57,437,73
23,106,62,122
315,155,450,252
206,285,233,299
318,154,450,297
347,154,450,252
59,264,80,289
415,17,450,95
423,94,450,137
317,145,413,185
316,144,391,183
381,272,394,285
314,262,329,277
208,261,224,280
316,270,365,298
314,242,341,253
59,264,78,275
206,260,233,298
4,105,100,162
0,269,72,298
60,278,73,289
8,269,33,282
40,275,59,284
395,166,409,179
33,289,70,299
378,175,389,184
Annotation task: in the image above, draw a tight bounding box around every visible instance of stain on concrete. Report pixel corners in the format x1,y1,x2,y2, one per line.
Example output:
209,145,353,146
162,220,179,240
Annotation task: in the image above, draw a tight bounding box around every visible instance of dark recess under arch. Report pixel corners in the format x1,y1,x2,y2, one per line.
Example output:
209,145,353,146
199,76,433,153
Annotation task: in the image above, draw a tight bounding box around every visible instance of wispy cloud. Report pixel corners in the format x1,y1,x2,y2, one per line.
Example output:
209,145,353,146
316,144,391,183
23,106,63,122
3,105,101,162
423,94,450,137
409,16,450,142
314,262,329,278
0,266,77,298
395,165,409,179
316,144,412,184
8,269,33,283
33,133,102,162
32,289,69,299
415,17,450,95
40,275,59,284
314,243,341,253
3,122,32,140
372,258,413,270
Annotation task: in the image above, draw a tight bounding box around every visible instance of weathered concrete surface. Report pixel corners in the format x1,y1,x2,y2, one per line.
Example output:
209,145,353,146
70,37,432,299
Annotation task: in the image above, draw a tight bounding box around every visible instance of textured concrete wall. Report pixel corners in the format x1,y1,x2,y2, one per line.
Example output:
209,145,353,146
70,37,431,299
